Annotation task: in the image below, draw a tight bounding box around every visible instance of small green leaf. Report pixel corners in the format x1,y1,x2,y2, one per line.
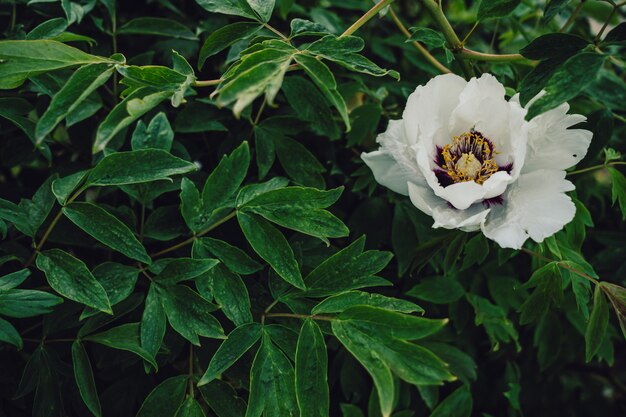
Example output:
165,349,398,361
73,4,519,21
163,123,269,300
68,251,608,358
406,276,465,304
194,237,262,275
295,319,329,417
312,291,423,315
63,203,151,264
71,340,101,417
87,149,197,186
198,22,262,69
477,0,521,20
117,17,197,40
202,142,250,214
600,282,626,338
141,284,166,367
237,211,305,289
585,285,609,362
136,376,187,417
429,385,473,417
131,112,174,151
197,263,252,325
157,284,225,345
195,0,258,21
36,63,114,143
0,317,22,349
0,289,63,318
0,269,30,290
407,28,446,48
154,258,220,285
198,322,263,386
36,249,112,314
198,379,247,417
84,323,158,368
608,167,626,220
0,40,110,90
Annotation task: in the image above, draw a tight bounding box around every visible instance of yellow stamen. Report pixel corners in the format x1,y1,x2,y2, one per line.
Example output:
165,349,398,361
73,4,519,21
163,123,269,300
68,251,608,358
441,131,499,184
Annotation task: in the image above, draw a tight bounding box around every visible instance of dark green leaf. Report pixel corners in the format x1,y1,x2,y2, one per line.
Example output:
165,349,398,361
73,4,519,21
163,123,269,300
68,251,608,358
131,112,174,151
585,285,609,362
36,249,112,313
141,284,166,367
312,291,423,315
194,237,262,275
154,258,220,285
198,322,262,386
195,0,258,21
608,167,626,220
0,317,22,349
0,289,63,318
477,0,521,20
136,376,187,417
407,28,446,48
520,33,589,60
117,17,197,40
295,319,329,417
429,385,472,417
406,276,465,304
87,149,197,186
175,397,206,417
63,203,151,264
0,269,30,290
198,22,262,69
198,379,247,417
71,340,101,417
198,263,252,325
84,323,158,368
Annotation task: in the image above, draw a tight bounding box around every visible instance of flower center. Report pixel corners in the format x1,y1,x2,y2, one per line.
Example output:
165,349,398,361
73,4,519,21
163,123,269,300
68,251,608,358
440,131,498,185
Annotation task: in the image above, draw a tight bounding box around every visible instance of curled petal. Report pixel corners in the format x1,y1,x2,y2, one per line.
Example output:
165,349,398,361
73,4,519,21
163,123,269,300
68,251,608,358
481,170,576,249
361,150,410,196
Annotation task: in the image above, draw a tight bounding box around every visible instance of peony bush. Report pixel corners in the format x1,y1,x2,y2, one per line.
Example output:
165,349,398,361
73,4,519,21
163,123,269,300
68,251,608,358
0,1,625,416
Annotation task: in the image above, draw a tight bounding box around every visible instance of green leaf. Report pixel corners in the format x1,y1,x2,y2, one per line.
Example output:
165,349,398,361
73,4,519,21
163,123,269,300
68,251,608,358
312,291,423,315
247,333,298,417
527,53,606,119
36,249,112,314
337,306,447,340
301,236,393,298
274,134,326,188
0,40,110,90
175,397,206,417
216,45,294,116
198,379,247,417
519,263,563,325
306,36,399,80
295,319,329,417
197,263,252,325
198,22,262,69
195,0,258,21
406,276,465,304
154,258,220,285
157,284,225,345
63,202,151,264
603,22,626,45
131,112,174,151
117,17,197,40
600,282,626,339
36,63,114,143
608,167,626,220
466,294,520,351
241,186,347,242
93,87,173,152
429,385,472,417
202,141,250,214
0,269,30,290
519,33,589,60
52,170,88,205
294,53,350,130
0,317,22,349
585,285,609,362
194,237,262,275
136,376,187,417
86,149,197,186
81,262,139,319
141,284,166,367
237,211,305,289
71,340,101,417
477,0,521,20
407,28,446,48
0,289,63,318
84,323,158,368
198,322,263,386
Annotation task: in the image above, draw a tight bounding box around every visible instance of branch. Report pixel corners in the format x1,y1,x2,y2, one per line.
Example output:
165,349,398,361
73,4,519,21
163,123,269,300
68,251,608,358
341,0,395,38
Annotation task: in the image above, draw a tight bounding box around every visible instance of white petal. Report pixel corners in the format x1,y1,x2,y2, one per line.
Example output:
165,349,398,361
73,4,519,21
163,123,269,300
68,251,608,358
377,119,423,181
361,150,410,196
482,171,512,199
408,182,490,231
524,102,593,172
403,73,467,146
481,170,576,249
437,181,486,210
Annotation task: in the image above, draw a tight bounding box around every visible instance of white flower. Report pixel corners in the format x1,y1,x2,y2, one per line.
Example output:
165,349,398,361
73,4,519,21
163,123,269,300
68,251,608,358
362,73,592,249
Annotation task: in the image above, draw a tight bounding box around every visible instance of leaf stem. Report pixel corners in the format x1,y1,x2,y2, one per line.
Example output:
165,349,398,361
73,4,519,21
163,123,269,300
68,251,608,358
567,161,626,176
560,1,585,33
595,5,617,42
263,22,289,40
419,0,474,78
459,48,530,62
387,6,451,74
188,344,195,397
150,210,237,258
340,0,395,38
264,312,335,322
193,79,222,87
521,248,599,285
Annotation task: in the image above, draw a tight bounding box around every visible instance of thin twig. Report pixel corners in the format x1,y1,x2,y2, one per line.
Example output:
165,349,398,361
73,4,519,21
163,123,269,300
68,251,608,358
264,312,335,321
341,0,395,38
567,161,626,176
521,248,600,285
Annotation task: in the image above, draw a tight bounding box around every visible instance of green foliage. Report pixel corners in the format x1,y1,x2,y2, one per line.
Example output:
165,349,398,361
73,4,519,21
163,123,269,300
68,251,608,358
1,1,625,416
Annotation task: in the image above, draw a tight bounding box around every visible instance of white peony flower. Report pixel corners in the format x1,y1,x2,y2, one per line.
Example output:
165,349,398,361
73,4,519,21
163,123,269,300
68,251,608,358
362,73,593,249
